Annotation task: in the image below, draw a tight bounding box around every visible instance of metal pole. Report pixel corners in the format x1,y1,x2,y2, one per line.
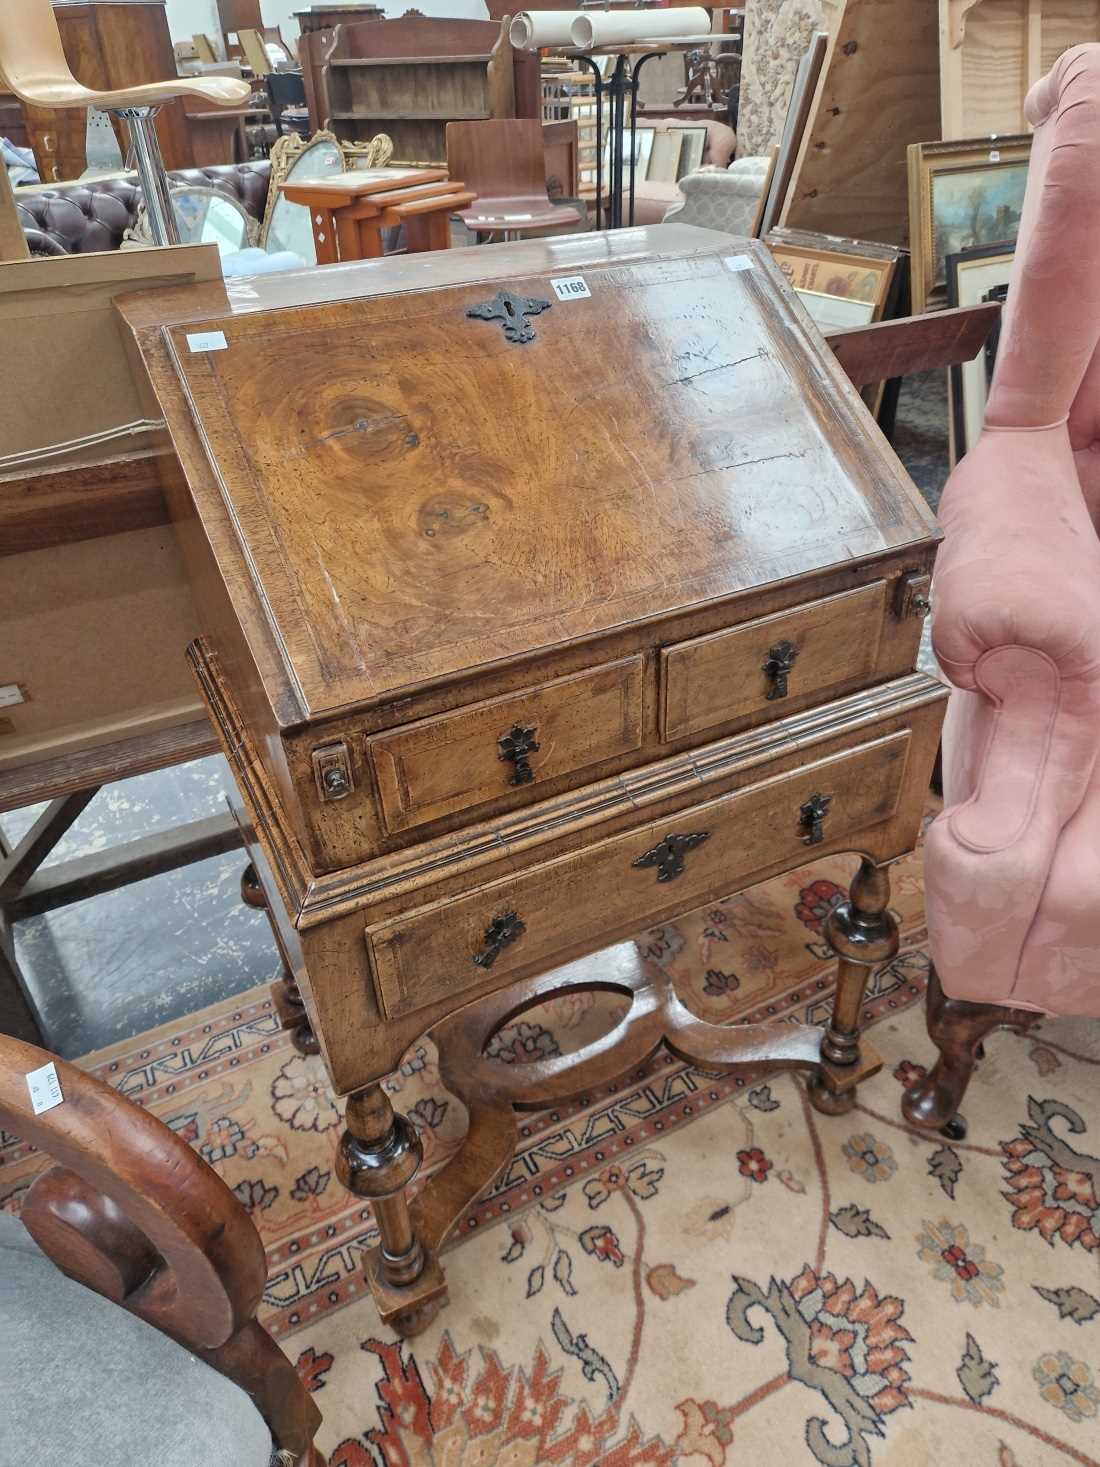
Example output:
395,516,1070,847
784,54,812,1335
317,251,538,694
628,53,662,229
575,54,604,233
115,106,179,246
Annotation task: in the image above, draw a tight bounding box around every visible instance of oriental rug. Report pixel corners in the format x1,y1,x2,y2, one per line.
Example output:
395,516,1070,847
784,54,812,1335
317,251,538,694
3,808,1099,1467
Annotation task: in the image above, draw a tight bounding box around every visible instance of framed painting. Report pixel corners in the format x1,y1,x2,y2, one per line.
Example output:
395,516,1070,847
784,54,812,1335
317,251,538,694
765,228,907,416
671,125,707,179
945,243,1014,463
907,134,1029,311
602,125,655,184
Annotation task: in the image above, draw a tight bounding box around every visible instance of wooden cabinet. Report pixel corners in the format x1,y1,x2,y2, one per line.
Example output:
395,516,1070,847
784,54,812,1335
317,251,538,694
302,14,536,164
118,223,945,1336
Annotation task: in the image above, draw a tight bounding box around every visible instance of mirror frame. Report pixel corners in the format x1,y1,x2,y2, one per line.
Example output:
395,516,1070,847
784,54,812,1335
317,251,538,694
123,185,258,254
259,129,395,252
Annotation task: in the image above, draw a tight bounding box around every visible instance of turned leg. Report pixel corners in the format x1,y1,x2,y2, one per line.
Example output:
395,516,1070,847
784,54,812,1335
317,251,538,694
337,1083,448,1337
901,965,1039,1138
242,863,319,1057
809,857,896,1115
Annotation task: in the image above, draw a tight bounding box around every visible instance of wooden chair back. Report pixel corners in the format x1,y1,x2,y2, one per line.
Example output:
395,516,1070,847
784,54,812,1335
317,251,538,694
0,0,250,108
446,118,551,205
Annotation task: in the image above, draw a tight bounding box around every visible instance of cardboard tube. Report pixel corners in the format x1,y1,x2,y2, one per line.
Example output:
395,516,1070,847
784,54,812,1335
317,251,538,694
570,7,711,48
509,12,588,48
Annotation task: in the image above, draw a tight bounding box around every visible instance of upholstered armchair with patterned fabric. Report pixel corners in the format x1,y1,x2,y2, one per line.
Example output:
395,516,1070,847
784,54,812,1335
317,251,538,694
903,44,1100,1134
661,156,772,234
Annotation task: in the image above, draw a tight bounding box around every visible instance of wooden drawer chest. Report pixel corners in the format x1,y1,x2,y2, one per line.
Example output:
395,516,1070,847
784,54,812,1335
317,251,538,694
117,223,946,1335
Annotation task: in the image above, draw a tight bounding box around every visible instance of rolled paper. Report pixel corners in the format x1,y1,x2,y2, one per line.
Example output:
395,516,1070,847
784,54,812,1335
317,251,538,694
509,11,588,49
570,7,711,48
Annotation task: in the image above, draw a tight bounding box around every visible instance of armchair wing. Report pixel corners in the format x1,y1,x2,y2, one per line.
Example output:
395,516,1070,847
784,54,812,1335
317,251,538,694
926,44,1100,1019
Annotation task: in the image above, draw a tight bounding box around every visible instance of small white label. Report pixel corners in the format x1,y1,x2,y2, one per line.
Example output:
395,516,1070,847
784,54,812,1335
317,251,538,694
0,685,23,708
26,1061,63,1116
989,149,1001,162
551,274,592,302
724,254,755,272
186,330,228,353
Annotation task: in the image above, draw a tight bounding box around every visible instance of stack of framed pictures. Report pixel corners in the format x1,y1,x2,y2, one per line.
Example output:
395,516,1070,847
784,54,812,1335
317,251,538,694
600,123,709,187
946,243,1014,464
907,134,1030,311
765,227,908,422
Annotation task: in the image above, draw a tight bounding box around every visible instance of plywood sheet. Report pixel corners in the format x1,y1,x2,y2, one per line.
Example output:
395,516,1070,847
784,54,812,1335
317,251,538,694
940,0,1100,137
781,0,942,246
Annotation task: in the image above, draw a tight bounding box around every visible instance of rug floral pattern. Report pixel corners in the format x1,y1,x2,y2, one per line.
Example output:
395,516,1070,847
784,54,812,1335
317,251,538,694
3,822,1100,1466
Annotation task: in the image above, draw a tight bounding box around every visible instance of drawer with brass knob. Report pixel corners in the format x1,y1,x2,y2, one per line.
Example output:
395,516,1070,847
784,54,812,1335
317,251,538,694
365,727,912,1021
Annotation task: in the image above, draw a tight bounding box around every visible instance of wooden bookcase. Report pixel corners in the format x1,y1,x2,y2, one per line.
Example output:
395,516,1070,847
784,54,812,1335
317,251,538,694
314,15,533,165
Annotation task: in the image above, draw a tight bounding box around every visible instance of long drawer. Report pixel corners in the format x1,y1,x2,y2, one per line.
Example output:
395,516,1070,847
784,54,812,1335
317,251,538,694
366,728,911,1020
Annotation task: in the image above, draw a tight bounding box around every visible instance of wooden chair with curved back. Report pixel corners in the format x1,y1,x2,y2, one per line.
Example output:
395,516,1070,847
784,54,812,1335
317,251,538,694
0,1034,322,1466
0,0,251,243
446,118,582,239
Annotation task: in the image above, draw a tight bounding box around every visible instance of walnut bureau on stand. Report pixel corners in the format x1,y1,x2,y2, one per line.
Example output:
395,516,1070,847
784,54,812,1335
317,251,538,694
116,225,947,1337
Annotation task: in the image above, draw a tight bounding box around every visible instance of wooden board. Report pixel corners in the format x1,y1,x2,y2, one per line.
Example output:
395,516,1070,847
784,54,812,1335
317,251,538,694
0,245,222,782
781,0,942,246
0,245,221,467
0,165,29,264
940,0,1100,137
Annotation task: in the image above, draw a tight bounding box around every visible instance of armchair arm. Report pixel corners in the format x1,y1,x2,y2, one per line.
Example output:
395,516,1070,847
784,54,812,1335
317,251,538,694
0,1033,265,1350
0,1034,322,1464
926,423,1100,1003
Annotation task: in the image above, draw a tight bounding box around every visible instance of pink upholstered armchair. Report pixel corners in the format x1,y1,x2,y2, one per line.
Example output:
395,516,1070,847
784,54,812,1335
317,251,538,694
903,44,1100,1134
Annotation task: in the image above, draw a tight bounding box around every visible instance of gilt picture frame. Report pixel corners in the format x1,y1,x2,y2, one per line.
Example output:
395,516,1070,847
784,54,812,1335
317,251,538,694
907,134,1030,312
765,228,906,416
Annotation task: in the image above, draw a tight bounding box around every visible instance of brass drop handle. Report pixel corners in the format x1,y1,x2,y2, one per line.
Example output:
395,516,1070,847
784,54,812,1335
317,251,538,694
799,793,832,846
762,640,799,700
473,910,526,969
498,722,540,786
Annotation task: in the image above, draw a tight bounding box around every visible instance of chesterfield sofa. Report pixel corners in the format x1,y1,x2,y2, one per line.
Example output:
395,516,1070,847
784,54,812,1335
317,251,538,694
13,160,271,255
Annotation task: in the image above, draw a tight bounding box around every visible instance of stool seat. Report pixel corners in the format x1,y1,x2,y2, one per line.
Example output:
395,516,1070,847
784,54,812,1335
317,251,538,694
458,196,582,233
0,0,251,245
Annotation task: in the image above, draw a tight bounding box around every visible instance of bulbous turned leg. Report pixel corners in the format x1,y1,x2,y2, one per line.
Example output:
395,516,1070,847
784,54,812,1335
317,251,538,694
243,863,319,1057
901,965,1038,1138
337,1084,447,1337
809,858,896,1115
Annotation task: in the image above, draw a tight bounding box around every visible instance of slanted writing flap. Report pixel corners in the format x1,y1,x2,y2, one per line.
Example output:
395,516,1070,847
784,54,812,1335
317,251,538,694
162,242,933,717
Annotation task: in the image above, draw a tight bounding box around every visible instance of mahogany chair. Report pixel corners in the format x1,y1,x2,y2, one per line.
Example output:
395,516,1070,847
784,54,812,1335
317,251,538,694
903,45,1100,1135
0,0,251,244
446,118,582,239
0,1035,321,1466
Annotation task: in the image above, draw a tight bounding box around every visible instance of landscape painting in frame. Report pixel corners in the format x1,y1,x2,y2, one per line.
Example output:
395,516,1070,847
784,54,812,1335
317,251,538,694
908,136,1030,310
931,162,1027,287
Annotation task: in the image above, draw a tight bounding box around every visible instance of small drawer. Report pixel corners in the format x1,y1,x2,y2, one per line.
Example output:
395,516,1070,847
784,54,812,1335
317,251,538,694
368,655,645,834
366,729,910,1020
661,581,887,742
